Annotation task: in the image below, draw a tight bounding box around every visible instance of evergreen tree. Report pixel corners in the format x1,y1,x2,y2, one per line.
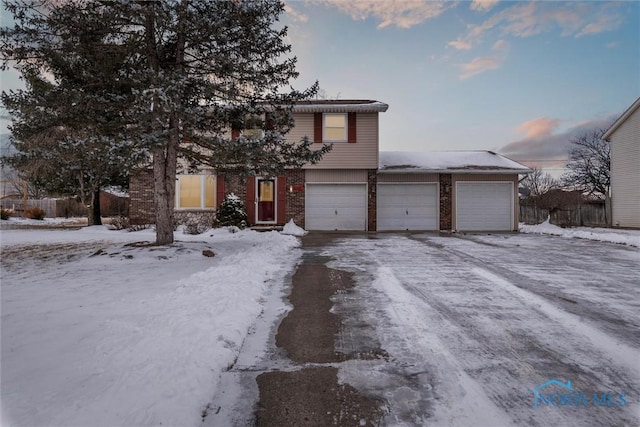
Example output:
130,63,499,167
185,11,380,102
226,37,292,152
214,193,248,229
2,0,329,243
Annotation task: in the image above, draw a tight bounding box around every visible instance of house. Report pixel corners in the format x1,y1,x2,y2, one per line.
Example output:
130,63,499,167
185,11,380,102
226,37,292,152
129,99,530,232
602,97,640,229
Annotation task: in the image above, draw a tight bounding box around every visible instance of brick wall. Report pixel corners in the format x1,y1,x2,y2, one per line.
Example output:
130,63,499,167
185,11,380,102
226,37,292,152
439,173,452,231
284,169,305,227
367,169,377,231
129,169,155,225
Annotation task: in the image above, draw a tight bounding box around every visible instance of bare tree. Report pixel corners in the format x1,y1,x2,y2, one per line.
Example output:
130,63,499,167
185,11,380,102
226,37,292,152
520,167,559,198
562,128,610,197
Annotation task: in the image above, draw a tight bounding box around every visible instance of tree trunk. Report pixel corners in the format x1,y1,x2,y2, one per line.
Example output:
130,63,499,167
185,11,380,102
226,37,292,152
153,136,177,245
88,189,102,226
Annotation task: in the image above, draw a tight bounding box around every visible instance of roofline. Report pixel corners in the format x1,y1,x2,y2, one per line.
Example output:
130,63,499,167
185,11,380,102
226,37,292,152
292,101,389,113
602,97,640,141
378,169,531,174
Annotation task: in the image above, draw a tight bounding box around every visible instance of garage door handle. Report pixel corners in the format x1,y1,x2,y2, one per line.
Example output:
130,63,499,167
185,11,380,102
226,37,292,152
406,209,408,215
335,209,338,215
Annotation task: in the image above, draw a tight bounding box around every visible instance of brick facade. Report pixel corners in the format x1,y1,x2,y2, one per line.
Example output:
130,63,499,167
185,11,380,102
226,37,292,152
129,169,155,225
284,169,306,228
367,169,377,232
439,173,452,231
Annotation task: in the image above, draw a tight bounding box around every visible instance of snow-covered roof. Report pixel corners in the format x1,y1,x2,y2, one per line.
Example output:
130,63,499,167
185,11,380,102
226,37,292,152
292,100,389,113
379,151,531,174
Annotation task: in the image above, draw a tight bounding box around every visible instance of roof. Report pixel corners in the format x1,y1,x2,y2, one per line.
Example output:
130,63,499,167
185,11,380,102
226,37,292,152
602,97,640,141
379,151,531,174
292,99,389,113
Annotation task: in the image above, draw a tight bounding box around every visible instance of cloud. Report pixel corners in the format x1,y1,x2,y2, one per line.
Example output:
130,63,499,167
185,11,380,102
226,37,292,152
449,2,625,51
459,39,509,79
606,41,619,49
284,4,309,23
470,0,498,12
499,116,614,169
323,0,452,29
517,117,561,139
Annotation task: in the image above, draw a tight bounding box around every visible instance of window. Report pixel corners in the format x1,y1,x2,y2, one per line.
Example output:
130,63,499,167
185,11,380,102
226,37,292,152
176,175,215,209
243,114,264,139
323,113,347,142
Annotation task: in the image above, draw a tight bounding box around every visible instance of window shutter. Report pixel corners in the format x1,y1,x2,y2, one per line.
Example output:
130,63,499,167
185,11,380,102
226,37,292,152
215,176,225,209
314,113,323,143
348,112,357,143
246,177,256,225
277,176,286,224
265,113,275,131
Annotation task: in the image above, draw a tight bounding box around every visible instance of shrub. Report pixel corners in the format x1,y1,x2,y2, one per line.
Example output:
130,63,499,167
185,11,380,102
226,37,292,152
108,215,130,230
0,208,13,220
214,193,248,229
24,207,46,220
183,218,210,235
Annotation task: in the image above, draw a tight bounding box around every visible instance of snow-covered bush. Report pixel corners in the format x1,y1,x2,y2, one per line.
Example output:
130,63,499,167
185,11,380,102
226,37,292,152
214,193,248,229
183,219,210,235
24,207,45,220
108,215,130,230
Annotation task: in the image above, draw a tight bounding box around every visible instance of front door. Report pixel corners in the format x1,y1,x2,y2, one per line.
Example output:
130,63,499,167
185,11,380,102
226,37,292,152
257,178,276,223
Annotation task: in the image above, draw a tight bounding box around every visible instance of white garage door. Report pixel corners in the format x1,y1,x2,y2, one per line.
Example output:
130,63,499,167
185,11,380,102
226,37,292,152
306,184,367,230
377,184,438,231
456,182,513,231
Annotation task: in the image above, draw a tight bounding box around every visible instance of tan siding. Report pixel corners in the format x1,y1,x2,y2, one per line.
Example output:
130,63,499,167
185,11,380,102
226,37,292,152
378,173,439,182
610,108,640,228
306,169,368,183
290,113,378,169
452,174,520,231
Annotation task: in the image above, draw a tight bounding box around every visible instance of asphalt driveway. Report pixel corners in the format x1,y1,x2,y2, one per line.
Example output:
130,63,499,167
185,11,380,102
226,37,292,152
210,232,639,427
321,232,639,426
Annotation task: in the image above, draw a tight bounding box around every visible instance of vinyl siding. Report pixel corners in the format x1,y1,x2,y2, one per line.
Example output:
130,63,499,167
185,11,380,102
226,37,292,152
610,108,640,228
378,173,439,182
288,113,379,169
452,174,520,231
306,169,368,183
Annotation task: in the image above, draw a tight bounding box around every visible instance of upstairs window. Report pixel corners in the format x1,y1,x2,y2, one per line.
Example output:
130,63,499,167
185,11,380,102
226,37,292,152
243,114,265,139
323,113,347,142
176,175,215,209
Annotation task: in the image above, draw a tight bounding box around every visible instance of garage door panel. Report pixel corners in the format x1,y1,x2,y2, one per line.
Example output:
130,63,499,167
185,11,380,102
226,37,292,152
306,184,367,231
456,182,512,231
377,184,438,231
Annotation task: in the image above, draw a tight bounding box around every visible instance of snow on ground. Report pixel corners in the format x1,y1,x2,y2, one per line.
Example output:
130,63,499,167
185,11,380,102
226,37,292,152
0,226,302,427
281,219,307,236
520,219,640,248
325,233,639,426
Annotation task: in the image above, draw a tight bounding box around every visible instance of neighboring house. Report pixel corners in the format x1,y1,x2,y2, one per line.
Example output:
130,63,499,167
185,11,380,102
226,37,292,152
602,97,640,229
129,99,530,232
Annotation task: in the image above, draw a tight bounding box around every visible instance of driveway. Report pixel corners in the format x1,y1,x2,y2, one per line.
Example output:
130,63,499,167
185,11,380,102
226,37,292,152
322,232,639,426
211,232,639,426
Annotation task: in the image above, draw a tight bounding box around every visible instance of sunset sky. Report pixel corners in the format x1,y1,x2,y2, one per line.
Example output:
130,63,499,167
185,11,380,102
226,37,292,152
283,0,639,173
1,1,638,174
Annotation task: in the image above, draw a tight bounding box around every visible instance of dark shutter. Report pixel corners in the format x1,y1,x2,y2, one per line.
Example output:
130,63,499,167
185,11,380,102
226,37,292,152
277,176,286,224
246,177,256,225
216,176,225,209
348,112,357,143
314,113,323,143
231,129,240,140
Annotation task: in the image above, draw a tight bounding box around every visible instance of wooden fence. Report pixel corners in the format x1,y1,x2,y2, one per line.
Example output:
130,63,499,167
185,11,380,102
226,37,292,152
520,203,609,227
1,194,128,218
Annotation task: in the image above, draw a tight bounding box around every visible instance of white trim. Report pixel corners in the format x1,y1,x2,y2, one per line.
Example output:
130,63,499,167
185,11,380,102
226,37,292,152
305,182,368,231
175,175,216,210
255,177,277,224
377,182,440,231
292,102,389,113
603,97,640,140
454,181,514,231
323,113,347,143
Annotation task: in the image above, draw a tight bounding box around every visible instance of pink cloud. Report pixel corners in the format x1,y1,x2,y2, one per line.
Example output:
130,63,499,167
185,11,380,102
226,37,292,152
470,0,499,12
459,56,501,80
284,4,309,23
517,117,561,139
323,0,453,29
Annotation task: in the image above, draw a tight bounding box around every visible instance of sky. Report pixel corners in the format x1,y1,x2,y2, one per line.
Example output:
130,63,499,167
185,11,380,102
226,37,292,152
1,0,638,175
282,0,640,174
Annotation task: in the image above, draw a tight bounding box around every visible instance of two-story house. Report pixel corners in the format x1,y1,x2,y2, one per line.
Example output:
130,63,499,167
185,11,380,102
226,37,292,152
129,99,529,232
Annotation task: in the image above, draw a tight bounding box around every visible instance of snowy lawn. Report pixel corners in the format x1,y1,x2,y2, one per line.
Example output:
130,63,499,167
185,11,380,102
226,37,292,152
0,226,301,427
520,219,640,248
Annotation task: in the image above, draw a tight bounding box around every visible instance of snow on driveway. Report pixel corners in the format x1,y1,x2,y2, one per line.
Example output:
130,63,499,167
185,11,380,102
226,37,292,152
0,226,301,427
325,233,639,426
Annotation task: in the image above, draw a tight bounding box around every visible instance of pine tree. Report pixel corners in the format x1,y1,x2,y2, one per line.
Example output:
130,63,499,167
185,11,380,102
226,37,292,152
213,194,248,229
2,0,330,243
